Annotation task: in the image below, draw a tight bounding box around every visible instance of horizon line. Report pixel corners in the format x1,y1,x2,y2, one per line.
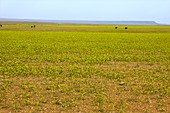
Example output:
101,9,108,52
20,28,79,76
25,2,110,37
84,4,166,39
1,18,169,25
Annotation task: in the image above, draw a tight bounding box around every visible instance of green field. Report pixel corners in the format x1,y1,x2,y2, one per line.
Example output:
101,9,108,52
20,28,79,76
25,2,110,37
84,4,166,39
0,24,170,113
1,23,170,33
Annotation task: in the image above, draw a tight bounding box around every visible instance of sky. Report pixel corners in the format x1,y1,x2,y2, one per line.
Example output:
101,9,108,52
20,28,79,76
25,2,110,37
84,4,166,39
0,0,170,24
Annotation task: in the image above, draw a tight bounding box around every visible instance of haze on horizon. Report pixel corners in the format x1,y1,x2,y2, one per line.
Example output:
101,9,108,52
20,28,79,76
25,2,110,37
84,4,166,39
0,0,170,24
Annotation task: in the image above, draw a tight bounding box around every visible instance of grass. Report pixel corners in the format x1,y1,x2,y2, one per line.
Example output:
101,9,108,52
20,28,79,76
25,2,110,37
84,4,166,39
1,22,170,33
0,23,170,112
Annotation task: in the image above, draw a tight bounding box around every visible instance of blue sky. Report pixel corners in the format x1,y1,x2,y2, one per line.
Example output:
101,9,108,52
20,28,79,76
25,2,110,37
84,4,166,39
0,0,170,24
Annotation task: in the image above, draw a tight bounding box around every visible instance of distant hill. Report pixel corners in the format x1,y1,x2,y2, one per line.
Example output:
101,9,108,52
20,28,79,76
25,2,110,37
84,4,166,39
0,18,160,25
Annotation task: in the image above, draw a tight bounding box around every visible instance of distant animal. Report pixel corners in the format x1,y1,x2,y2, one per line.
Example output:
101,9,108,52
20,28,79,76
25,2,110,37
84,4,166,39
31,25,35,28
0,25,2,27
115,27,118,29
125,27,128,29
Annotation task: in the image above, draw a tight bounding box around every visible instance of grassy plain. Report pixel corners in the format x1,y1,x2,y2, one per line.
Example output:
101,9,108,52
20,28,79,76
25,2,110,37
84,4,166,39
1,22,170,33
0,23,170,113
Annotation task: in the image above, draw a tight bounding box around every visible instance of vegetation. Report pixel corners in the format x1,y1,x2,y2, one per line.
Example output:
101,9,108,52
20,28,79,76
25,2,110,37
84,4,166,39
0,24,170,112
1,23,170,33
